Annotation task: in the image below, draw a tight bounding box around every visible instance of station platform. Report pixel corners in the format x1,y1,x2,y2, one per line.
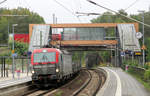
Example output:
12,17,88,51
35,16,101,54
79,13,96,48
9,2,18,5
0,72,31,89
97,67,150,96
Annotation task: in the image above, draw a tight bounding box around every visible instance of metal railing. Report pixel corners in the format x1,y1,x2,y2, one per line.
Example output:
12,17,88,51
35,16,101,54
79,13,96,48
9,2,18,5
0,56,31,78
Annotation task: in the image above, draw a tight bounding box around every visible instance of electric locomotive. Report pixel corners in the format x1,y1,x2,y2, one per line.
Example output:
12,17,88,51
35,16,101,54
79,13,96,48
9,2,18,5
31,48,81,87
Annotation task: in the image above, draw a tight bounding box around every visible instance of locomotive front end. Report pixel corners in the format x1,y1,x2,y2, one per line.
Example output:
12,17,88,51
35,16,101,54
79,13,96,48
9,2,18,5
31,48,60,87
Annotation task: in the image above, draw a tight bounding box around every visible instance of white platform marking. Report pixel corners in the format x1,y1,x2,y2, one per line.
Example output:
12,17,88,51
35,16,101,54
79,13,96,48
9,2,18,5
96,67,110,96
108,68,122,96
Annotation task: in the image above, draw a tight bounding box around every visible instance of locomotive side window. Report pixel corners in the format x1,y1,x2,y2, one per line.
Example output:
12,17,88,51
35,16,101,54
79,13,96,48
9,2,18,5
34,52,56,63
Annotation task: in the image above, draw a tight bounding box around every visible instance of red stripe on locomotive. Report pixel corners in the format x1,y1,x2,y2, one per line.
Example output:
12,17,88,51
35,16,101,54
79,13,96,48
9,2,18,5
31,48,60,65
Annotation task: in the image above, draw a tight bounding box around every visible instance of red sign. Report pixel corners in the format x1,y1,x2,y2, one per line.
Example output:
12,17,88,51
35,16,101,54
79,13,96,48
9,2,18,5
14,34,29,43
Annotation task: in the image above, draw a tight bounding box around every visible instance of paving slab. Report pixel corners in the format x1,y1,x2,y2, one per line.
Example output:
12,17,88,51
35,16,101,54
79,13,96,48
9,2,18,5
97,67,150,96
0,72,31,89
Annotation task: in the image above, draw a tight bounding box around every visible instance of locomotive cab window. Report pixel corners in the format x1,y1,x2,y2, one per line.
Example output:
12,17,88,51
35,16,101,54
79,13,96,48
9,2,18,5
34,52,56,63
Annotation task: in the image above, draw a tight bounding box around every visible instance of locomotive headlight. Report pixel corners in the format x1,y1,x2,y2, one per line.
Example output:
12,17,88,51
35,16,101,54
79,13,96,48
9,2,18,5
32,70,35,74
56,68,59,72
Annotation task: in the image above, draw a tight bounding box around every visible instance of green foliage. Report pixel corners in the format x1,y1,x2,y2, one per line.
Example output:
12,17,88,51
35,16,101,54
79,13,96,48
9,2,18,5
91,9,150,90
99,63,107,67
128,66,134,73
91,12,115,23
72,52,80,61
91,10,129,23
81,52,87,66
9,41,28,56
0,7,45,44
145,38,150,61
144,70,150,81
77,79,82,84
54,91,63,96
0,47,11,56
144,64,149,70
15,42,28,56
91,10,150,62
99,51,110,63
129,69,150,91
127,66,150,90
122,59,139,69
0,50,11,56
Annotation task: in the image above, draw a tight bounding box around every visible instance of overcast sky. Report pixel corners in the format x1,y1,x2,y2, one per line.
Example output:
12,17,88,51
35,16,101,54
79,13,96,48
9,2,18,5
1,0,150,23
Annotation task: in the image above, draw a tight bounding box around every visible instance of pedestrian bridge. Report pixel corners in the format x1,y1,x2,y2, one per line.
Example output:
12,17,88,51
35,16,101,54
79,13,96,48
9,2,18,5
29,23,140,52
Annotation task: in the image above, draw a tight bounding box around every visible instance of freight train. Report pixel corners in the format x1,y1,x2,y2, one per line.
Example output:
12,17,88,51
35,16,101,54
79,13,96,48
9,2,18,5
31,48,81,87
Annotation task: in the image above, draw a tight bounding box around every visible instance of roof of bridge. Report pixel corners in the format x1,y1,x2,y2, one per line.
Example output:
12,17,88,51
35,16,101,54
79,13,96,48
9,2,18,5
29,23,139,50
29,23,138,35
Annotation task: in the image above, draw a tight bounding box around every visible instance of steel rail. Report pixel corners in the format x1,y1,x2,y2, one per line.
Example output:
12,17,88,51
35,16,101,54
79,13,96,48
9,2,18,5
92,68,106,96
72,69,92,96
72,69,106,96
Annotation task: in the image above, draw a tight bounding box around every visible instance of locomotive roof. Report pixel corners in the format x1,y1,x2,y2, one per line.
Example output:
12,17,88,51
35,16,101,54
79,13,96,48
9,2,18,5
33,48,71,55
33,48,62,53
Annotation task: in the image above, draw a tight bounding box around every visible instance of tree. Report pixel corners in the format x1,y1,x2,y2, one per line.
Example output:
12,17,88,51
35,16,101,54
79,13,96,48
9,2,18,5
91,12,115,23
90,10,150,62
0,7,45,44
91,10,129,23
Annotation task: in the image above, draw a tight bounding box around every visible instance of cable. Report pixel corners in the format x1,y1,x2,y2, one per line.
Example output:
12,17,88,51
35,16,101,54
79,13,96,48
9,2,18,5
24,0,39,22
124,0,140,11
0,0,7,5
86,0,150,28
24,0,34,12
73,0,81,12
0,15,28,16
53,0,81,23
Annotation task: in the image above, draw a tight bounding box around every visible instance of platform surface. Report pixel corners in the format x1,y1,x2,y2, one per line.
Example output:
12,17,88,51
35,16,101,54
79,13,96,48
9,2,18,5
97,67,150,96
0,72,31,89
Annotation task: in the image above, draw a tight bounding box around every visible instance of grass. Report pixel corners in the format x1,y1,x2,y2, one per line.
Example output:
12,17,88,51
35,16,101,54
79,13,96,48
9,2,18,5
128,71,150,92
77,79,82,84
54,90,63,96
0,47,11,56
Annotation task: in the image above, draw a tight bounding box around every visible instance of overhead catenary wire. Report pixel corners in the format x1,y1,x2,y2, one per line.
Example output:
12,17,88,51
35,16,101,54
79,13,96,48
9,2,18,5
124,0,140,11
86,0,150,28
23,0,39,22
0,15,28,16
53,0,81,23
0,0,7,5
73,0,82,12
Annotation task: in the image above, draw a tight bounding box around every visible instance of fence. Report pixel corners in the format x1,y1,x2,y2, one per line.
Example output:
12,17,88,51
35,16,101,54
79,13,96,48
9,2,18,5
0,56,31,77
129,66,146,77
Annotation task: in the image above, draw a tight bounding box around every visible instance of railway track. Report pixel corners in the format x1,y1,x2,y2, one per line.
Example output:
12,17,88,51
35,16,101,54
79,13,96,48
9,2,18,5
72,69,106,96
23,88,55,96
22,68,106,96
22,72,81,96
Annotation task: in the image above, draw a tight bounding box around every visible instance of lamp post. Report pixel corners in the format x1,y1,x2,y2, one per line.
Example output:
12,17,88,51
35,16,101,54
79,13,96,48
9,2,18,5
12,24,18,78
138,10,145,67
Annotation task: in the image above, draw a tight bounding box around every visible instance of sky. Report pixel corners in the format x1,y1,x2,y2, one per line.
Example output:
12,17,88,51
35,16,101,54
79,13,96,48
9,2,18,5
1,0,150,23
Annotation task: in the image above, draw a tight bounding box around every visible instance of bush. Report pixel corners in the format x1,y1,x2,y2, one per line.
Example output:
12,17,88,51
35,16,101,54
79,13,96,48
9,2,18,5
128,66,133,72
9,41,29,56
144,70,150,81
144,64,149,70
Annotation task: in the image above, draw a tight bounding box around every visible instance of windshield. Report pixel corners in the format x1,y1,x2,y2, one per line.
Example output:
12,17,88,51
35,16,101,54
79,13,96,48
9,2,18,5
34,52,56,63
